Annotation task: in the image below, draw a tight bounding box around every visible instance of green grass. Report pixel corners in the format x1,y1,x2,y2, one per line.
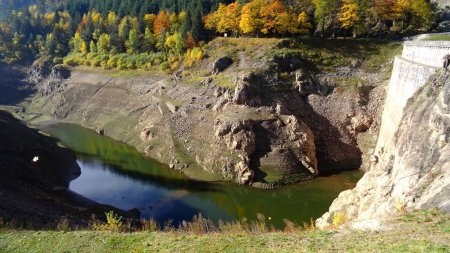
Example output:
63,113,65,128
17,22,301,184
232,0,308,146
0,210,448,252
423,34,450,41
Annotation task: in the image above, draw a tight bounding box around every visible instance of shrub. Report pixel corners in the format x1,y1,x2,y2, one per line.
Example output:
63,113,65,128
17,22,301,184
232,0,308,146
178,214,216,234
53,57,63,64
92,58,101,67
63,57,76,66
140,218,159,232
159,61,169,71
117,57,126,70
56,217,70,232
107,55,119,68
100,60,108,69
332,212,346,228
105,211,123,232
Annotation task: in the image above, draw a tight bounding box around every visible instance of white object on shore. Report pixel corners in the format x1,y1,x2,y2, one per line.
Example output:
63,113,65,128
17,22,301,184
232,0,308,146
32,156,39,163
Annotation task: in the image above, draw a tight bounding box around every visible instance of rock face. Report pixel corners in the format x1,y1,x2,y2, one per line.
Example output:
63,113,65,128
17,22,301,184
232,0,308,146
316,71,450,228
212,57,233,74
214,110,317,185
294,69,327,96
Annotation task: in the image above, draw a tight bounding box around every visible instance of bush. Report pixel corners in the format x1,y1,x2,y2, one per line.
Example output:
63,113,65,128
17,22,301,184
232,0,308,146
63,57,77,66
159,61,170,71
92,57,101,67
53,57,63,64
117,57,126,70
107,55,119,68
100,60,108,69
105,211,123,232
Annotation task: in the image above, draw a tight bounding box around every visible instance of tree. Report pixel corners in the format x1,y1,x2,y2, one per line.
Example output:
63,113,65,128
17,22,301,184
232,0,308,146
410,0,432,29
261,0,285,35
118,16,131,51
297,11,313,35
154,10,170,36
96,33,110,55
225,2,242,36
125,28,139,54
142,27,157,52
239,0,265,36
80,41,88,54
339,0,359,36
274,10,293,35
312,0,339,36
89,40,97,53
144,13,156,30
69,31,85,53
165,32,186,55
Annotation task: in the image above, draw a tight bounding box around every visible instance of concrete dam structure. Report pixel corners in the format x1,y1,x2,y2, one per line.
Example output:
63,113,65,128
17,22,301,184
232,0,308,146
375,39,450,157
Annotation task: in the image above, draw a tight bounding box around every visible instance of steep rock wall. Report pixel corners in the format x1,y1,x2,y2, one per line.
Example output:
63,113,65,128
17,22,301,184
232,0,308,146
317,39,450,228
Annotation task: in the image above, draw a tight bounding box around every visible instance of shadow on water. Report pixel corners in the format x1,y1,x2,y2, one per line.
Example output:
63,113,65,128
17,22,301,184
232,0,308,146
0,63,35,105
76,153,222,193
39,122,363,228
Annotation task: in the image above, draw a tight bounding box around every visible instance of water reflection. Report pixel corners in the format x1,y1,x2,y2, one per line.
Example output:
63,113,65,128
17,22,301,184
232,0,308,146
40,123,363,228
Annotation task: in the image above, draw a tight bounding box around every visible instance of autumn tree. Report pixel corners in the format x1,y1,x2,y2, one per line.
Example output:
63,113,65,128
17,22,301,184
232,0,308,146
339,0,359,36
204,2,241,36
239,0,265,36
297,11,313,35
261,0,285,35
154,10,170,36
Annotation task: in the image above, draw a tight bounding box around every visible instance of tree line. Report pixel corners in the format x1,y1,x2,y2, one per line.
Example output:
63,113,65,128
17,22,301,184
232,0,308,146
0,0,440,69
205,0,434,37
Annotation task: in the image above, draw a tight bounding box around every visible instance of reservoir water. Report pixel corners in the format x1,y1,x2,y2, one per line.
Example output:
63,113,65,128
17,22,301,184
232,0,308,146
40,123,363,228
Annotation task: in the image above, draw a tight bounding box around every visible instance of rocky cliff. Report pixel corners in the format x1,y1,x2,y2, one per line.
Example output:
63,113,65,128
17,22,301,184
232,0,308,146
317,39,450,228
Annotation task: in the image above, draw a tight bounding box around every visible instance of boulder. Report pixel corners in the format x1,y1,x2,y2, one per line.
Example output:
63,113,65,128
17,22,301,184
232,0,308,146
212,57,233,74
294,69,327,96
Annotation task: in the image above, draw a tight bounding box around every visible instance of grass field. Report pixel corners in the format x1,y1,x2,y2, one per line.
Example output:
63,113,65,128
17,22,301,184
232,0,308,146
1,210,448,253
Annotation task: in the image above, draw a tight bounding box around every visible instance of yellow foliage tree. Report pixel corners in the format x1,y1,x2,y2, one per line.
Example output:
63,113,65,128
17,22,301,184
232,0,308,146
339,0,359,29
297,11,313,35
224,2,242,36
239,0,265,36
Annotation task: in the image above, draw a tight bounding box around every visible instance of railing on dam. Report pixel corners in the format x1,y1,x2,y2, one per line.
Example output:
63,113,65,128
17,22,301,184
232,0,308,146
402,41,450,68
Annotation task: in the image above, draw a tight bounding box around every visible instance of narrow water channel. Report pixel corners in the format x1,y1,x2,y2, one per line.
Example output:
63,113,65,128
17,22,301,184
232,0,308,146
40,123,363,228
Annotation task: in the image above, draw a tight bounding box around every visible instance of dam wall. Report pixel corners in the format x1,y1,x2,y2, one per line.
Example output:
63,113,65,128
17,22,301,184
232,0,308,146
375,40,450,153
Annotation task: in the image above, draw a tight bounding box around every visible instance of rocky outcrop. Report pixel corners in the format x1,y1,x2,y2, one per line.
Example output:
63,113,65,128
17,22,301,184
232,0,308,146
213,109,318,185
26,63,70,96
294,69,328,96
317,71,450,228
212,57,233,74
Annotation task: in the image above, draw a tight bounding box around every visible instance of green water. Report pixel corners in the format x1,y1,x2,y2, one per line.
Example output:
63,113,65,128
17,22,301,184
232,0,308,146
40,123,363,228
